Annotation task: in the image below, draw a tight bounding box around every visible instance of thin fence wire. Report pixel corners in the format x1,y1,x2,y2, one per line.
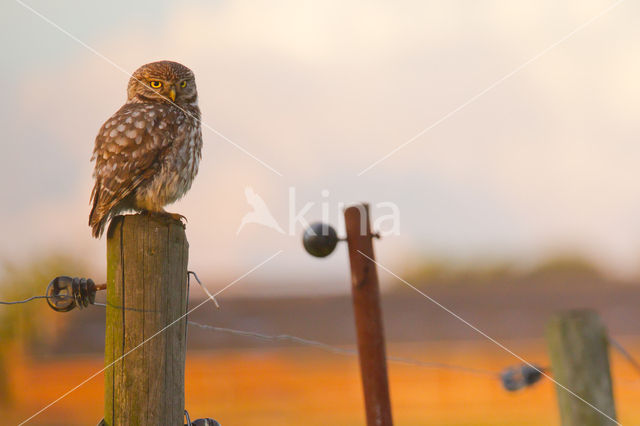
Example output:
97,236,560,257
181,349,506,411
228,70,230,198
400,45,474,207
93,301,153,313
0,289,504,377
3,285,640,386
611,338,640,378
0,295,71,305
187,319,499,377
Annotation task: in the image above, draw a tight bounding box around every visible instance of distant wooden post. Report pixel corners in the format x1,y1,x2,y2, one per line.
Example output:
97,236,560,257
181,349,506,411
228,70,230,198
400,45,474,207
104,214,189,425
546,309,617,426
344,204,393,426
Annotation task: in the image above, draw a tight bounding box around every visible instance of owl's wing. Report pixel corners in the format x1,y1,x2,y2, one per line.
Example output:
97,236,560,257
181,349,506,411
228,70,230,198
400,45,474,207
89,103,184,237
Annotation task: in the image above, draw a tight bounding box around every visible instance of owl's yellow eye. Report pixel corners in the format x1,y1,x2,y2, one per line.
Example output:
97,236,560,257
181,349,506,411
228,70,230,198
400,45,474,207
180,81,187,88
149,81,162,89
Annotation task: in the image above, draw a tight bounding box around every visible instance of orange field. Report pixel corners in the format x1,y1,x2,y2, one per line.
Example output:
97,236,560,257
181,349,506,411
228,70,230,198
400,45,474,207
6,339,640,425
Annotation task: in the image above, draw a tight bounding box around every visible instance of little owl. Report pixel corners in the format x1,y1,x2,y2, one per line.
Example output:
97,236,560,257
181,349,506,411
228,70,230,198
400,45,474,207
89,61,202,238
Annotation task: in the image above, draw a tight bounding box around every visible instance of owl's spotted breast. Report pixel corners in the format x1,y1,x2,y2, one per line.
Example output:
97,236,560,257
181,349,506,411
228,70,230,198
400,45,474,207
133,104,202,211
89,61,202,238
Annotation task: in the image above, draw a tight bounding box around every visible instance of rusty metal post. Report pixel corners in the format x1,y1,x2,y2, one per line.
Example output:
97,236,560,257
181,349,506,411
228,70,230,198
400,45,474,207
344,204,393,426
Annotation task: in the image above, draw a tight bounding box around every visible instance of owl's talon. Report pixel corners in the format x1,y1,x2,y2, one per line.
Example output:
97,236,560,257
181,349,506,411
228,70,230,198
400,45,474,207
167,212,188,226
140,210,187,227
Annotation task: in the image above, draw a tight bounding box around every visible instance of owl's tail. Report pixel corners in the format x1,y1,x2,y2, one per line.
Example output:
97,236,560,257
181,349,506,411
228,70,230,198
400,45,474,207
89,183,108,238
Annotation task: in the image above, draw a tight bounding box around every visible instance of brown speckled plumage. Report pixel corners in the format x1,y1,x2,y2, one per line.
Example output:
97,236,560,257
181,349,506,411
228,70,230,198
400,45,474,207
89,61,202,238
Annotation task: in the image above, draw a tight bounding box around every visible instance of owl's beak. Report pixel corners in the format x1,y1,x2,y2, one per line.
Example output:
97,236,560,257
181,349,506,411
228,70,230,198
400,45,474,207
168,88,176,102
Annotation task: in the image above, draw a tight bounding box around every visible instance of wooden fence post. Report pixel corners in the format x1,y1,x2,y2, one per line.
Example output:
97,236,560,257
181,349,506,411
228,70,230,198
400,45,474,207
546,309,617,426
104,214,189,425
344,204,393,426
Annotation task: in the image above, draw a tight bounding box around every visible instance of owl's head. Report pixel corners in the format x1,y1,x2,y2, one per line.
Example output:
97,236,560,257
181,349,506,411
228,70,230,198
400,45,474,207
127,61,197,106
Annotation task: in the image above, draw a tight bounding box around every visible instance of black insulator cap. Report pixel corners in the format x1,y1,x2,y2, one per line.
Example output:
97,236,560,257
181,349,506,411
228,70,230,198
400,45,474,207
191,419,221,426
46,276,76,312
303,222,339,258
500,364,545,391
46,276,97,312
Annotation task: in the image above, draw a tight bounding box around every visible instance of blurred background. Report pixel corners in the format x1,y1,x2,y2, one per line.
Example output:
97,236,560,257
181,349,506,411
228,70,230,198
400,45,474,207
2,0,640,424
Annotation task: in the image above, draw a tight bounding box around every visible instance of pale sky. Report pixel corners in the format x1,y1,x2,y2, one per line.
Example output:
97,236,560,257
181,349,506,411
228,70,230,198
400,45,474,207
1,0,639,294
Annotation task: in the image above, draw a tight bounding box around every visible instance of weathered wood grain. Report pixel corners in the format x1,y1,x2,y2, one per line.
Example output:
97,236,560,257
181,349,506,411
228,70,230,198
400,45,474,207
104,214,189,426
546,309,617,426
